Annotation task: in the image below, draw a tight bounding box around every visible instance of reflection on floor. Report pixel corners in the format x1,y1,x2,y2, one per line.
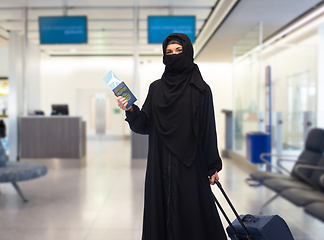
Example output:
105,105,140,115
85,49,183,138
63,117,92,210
0,139,323,240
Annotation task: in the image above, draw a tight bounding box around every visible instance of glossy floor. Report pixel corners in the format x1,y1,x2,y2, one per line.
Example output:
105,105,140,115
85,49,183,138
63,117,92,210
0,139,323,240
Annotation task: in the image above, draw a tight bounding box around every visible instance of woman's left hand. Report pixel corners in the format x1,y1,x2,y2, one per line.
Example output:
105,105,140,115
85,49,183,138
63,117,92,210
116,96,133,111
209,171,219,185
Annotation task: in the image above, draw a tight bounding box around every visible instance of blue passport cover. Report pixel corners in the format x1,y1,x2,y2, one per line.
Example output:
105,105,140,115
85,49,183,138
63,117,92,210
103,71,137,109
113,82,137,109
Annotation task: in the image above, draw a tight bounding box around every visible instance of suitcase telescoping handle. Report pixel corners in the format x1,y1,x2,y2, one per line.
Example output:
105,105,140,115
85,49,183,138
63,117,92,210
213,179,254,240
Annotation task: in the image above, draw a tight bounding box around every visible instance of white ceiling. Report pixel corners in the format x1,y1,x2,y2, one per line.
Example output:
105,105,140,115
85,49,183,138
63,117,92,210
0,0,323,60
0,0,217,56
196,0,324,62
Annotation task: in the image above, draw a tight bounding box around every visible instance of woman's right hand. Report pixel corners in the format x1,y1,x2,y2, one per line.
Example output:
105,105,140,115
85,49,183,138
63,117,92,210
116,96,133,112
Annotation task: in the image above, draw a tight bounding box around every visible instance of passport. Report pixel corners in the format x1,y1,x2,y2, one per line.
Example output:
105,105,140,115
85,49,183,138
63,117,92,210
103,71,137,109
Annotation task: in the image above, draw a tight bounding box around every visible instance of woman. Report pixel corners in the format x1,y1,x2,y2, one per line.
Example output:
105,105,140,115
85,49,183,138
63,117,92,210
117,33,227,240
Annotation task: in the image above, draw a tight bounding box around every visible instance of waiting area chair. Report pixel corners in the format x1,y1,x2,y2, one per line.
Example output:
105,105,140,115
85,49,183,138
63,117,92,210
247,128,324,216
0,141,47,202
280,162,324,206
284,165,324,222
250,128,324,183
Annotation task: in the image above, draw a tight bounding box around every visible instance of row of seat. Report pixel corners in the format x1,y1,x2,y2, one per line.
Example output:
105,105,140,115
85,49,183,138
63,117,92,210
0,140,47,202
248,128,324,222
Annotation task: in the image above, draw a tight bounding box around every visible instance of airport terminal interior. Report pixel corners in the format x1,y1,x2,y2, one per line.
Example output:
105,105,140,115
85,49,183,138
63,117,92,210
1,0,324,239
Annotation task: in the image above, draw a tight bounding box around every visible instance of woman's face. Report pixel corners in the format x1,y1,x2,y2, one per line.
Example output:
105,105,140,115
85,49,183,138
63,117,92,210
165,44,183,55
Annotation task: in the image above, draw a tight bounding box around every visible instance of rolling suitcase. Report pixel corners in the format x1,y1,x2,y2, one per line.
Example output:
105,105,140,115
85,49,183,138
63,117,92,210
213,179,294,240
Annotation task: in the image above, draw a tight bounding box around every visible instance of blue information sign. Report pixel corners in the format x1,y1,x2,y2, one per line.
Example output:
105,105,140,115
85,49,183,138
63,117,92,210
39,16,87,44
148,16,196,44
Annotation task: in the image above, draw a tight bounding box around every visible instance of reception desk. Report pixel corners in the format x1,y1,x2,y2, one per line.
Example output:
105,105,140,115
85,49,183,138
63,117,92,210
20,116,86,158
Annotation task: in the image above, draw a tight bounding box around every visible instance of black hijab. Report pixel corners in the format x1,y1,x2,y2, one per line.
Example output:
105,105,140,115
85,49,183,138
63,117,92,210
152,33,207,167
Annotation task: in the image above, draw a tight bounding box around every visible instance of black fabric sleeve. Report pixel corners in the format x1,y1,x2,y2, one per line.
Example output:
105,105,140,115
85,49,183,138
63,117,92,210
125,83,153,135
201,86,223,177
125,104,149,134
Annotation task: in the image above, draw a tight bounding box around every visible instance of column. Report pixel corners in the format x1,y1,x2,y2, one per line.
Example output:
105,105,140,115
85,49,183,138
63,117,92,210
317,23,324,128
8,32,23,161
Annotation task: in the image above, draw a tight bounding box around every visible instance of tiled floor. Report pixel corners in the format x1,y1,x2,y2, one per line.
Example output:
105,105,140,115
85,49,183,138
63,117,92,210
0,139,323,240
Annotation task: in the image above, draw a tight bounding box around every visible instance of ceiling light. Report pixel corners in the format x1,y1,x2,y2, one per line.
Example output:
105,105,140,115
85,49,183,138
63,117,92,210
70,49,77,53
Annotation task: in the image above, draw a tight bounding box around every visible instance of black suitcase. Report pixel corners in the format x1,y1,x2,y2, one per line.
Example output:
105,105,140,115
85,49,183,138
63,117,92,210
213,179,294,240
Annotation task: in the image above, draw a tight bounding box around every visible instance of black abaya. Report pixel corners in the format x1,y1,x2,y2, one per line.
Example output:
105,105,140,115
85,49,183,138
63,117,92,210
125,80,227,240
